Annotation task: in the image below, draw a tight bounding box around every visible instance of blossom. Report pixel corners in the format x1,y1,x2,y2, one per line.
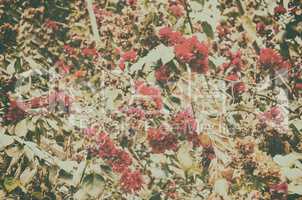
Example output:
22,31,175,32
135,81,163,109
119,50,137,71
64,44,77,55
155,65,169,82
109,149,132,173
169,4,184,17
274,5,287,15
172,108,197,135
147,128,178,153
127,0,137,6
55,60,72,74
233,82,246,93
122,50,137,62
159,26,173,39
81,47,98,57
256,22,266,33
44,19,59,31
120,169,144,193
270,182,288,194
259,106,284,125
259,48,283,68
74,70,86,78
98,133,118,159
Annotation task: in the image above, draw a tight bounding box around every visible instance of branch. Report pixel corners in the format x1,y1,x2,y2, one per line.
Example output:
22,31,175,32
183,0,194,34
86,0,101,42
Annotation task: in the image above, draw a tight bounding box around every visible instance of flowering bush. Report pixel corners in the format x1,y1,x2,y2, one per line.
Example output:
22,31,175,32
0,0,302,199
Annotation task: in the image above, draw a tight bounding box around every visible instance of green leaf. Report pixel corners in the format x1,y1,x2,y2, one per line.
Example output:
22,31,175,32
202,21,214,39
3,177,21,192
149,192,161,200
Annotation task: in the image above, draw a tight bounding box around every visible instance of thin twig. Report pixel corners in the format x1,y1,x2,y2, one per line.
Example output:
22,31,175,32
86,0,101,42
183,0,194,34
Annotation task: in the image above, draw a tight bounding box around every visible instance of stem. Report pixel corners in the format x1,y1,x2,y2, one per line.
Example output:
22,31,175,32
86,0,101,42
183,0,194,34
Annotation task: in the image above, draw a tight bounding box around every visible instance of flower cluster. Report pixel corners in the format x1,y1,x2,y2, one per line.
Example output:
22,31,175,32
135,80,163,109
147,128,178,153
159,27,209,73
259,48,291,70
120,169,144,193
172,108,197,135
97,132,144,192
119,50,137,71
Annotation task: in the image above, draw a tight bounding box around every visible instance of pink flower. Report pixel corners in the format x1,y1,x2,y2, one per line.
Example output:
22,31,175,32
233,82,246,93
120,169,144,193
259,106,284,124
98,133,118,159
56,60,72,74
259,48,283,68
274,5,287,15
147,128,178,153
270,182,288,194
127,0,137,6
256,22,266,33
44,19,59,31
135,81,163,109
109,149,132,173
169,4,184,17
119,50,137,70
295,83,302,90
172,108,197,135
155,65,169,82
81,47,98,57
226,74,239,81
64,45,77,56
122,50,137,62
159,26,173,39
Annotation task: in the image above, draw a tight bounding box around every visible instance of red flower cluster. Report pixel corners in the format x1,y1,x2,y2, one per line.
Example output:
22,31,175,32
169,4,184,17
259,48,290,70
159,27,209,73
119,50,137,71
159,27,184,45
259,106,284,124
44,19,59,31
81,47,98,57
120,169,144,193
127,0,137,6
221,51,244,72
64,44,77,56
56,60,72,74
155,65,170,82
147,128,178,153
274,5,287,15
172,108,197,135
216,24,230,38
135,81,163,109
98,132,132,173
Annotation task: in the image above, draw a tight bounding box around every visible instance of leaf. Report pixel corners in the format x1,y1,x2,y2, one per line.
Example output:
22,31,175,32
6,60,16,75
241,15,257,42
213,179,230,200
20,167,37,185
15,119,28,137
3,177,21,192
202,21,214,39
177,142,194,170
0,133,14,151
273,153,302,167
156,44,174,65
74,174,105,200
149,192,161,200
288,183,302,195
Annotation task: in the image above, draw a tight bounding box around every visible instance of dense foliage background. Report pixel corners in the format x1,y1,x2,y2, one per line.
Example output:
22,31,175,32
0,0,302,199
